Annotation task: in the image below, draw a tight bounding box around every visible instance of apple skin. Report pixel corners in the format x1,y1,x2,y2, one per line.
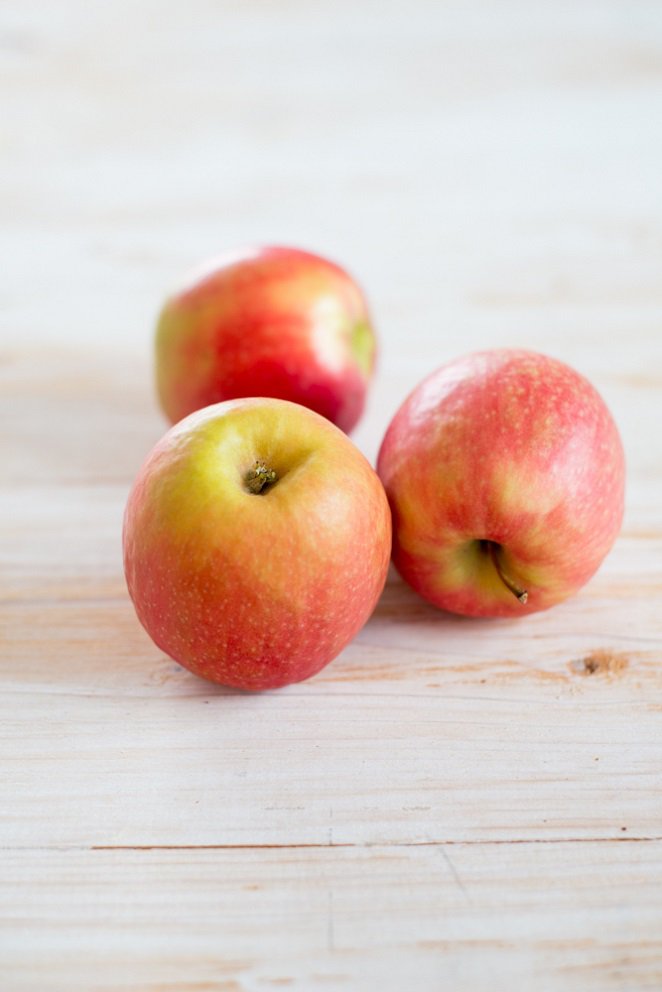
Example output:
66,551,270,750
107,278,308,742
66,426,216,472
123,397,391,690
155,246,376,433
377,349,625,618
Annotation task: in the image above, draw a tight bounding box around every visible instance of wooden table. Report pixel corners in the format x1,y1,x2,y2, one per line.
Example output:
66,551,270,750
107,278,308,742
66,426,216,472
2,2,661,989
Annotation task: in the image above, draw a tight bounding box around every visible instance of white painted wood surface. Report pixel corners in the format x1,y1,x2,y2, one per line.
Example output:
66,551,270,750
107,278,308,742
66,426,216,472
2,2,662,989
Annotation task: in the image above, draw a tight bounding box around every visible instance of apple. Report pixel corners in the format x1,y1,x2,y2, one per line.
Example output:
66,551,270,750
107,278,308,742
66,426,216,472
155,246,376,433
123,397,391,690
377,349,625,617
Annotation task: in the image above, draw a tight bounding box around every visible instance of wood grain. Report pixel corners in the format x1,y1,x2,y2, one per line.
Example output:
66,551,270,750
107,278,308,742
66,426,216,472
2,0,662,989
4,844,662,992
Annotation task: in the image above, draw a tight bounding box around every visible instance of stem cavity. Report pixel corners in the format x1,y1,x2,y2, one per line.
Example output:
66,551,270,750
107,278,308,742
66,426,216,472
484,541,529,605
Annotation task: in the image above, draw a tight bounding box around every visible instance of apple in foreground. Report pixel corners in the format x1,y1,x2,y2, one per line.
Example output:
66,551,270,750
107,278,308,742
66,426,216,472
123,398,391,690
155,246,376,433
377,349,625,617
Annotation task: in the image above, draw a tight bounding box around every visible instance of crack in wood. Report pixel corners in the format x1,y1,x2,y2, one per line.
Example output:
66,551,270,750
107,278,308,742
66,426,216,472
66,835,661,851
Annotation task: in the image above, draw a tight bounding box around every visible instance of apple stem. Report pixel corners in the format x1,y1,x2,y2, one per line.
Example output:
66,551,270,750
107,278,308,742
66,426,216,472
486,542,529,605
245,462,278,494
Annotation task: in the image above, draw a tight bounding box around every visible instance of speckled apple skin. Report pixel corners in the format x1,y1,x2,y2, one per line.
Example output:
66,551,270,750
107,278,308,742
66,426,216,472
377,349,625,617
123,398,391,690
156,246,376,433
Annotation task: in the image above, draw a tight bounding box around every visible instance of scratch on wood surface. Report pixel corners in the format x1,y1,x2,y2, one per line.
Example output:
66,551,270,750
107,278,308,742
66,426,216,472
441,848,472,904
569,650,630,678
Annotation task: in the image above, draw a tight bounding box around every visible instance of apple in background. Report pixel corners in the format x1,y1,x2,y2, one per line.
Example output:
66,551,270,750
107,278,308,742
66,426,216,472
377,349,625,617
155,246,376,433
123,397,391,690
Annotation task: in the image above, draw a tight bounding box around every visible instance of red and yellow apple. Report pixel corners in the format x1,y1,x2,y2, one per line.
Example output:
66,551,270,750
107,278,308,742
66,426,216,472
377,349,625,617
123,397,391,690
155,246,376,433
